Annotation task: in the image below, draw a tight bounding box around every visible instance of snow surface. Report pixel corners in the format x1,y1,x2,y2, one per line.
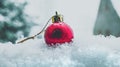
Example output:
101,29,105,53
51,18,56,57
0,0,120,67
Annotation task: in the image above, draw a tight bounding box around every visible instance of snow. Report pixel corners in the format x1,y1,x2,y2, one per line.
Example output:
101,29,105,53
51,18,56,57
0,0,120,67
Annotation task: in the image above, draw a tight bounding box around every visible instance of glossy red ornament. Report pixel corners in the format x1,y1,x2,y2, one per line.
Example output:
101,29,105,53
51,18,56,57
44,22,73,46
44,12,74,46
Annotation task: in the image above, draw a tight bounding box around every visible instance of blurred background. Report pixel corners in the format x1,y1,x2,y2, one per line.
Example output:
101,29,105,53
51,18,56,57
0,0,120,44
0,0,120,67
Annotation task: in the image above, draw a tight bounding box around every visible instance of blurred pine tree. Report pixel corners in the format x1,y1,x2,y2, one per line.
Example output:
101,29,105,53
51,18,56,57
0,0,35,43
93,0,120,37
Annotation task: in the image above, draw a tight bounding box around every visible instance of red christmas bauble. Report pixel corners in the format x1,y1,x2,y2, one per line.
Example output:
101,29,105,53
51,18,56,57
44,22,74,46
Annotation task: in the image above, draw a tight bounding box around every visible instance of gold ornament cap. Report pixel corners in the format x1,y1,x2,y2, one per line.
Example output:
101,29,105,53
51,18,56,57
52,11,63,23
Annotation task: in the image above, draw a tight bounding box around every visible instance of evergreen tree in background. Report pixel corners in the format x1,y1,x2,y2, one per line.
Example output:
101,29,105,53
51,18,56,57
93,0,120,37
0,0,34,43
